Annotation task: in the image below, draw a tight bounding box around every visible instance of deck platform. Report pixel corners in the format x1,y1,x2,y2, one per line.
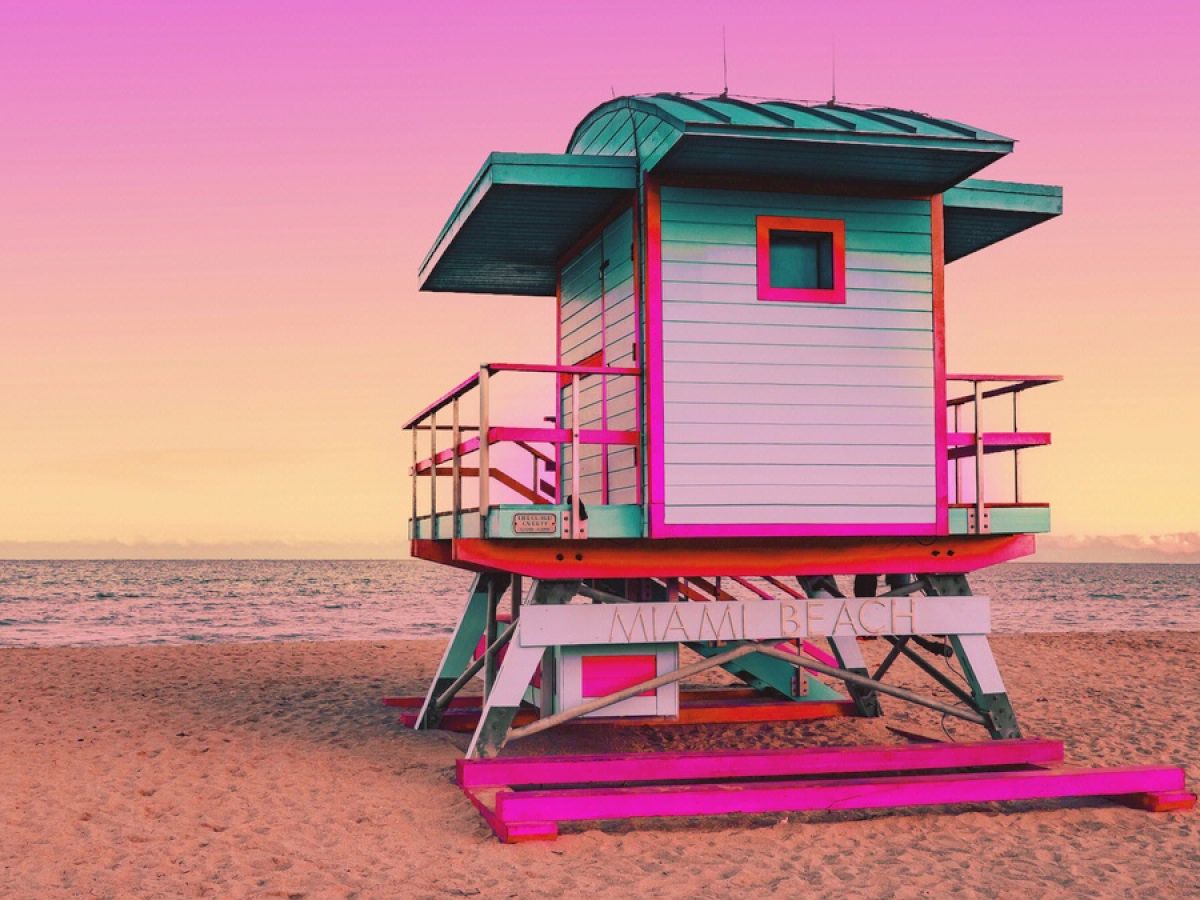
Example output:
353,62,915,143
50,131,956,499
454,739,1195,842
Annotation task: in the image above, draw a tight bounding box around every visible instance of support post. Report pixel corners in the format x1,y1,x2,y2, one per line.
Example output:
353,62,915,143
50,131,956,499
484,576,500,696
953,404,962,503
511,574,523,622
973,380,986,533
429,410,438,540
570,372,581,539
467,581,578,758
410,427,418,539
925,573,1021,739
1012,391,1021,503
478,366,490,538
797,575,882,717
452,397,462,538
413,573,493,729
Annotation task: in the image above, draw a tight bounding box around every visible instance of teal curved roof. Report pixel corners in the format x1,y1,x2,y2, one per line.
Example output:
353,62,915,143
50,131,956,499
419,94,1057,295
567,94,1013,191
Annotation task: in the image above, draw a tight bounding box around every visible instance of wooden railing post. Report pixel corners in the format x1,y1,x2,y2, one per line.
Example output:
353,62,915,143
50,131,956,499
973,380,986,533
953,405,962,503
1012,391,1021,503
452,397,462,538
570,372,581,539
410,426,419,539
429,411,438,540
478,366,490,539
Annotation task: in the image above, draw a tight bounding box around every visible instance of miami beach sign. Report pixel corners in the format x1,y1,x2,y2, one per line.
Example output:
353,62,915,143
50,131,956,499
517,596,990,648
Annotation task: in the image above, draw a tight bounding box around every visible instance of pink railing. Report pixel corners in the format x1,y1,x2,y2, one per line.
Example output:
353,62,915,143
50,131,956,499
946,374,1061,533
404,362,641,540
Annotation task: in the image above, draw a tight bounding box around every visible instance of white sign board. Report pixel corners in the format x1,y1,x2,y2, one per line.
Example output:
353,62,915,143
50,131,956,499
518,597,989,648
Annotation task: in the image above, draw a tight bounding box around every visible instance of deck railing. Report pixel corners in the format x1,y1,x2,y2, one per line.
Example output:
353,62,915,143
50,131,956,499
404,362,641,540
946,374,1061,533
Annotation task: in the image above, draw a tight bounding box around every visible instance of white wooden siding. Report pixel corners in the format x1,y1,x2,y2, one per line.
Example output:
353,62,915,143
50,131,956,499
558,208,639,506
659,186,936,528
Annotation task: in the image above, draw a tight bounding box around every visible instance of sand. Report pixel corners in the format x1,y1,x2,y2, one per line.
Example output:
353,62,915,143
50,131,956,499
1,633,1197,898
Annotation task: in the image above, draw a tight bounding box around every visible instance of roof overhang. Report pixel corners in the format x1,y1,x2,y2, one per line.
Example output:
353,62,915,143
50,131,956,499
655,130,1012,195
943,178,1063,262
419,153,636,295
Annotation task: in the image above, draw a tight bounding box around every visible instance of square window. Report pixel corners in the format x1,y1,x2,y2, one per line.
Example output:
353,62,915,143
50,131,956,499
756,216,846,304
769,231,834,290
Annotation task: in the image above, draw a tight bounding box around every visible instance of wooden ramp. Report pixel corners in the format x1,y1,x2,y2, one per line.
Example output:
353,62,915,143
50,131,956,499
454,739,1195,843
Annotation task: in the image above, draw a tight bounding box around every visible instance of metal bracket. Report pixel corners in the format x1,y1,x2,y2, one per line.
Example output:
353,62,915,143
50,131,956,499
967,507,992,533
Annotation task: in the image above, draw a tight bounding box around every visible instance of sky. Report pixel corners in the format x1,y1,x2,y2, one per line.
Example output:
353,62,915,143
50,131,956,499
2,0,1198,560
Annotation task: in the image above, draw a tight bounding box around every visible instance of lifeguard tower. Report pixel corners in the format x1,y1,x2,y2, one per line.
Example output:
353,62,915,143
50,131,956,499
395,94,1193,840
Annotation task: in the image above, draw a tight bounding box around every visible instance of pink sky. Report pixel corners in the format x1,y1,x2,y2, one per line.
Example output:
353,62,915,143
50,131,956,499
2,1,1198,559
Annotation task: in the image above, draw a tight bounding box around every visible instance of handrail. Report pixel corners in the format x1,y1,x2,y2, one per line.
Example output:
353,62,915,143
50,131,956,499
946,374,1061,407
945,373,1060,532
402,372,480,430
403,363,643,430
487,362,641,377
406,361,643,540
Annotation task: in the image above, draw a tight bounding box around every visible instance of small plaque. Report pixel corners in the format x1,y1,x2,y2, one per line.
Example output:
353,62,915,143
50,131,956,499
512,512,559,535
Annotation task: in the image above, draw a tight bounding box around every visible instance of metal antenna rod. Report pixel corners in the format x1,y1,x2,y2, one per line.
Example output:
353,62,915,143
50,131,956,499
722,26,729,96
831,37,837,104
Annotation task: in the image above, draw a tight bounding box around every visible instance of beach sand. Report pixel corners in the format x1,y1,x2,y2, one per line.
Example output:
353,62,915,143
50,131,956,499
1,633,1196,898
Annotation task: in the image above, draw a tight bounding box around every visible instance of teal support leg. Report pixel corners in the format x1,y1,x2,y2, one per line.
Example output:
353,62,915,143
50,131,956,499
467,580,577,757
414,572,507,730
926,573,1022,739
796,575,883,718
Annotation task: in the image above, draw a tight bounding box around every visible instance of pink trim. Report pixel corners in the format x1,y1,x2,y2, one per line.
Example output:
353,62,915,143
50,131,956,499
580,655,658,698
800,640,839,668
647,189,943,539
441,533,1037,580
489,426,638,447
413,436,481,474
631,191,645,510
554,273,563,503
489,362,640,377
730,575,773,600
458,739,1064,789
931,195,949,535
653,522,939,538
755,216,847,305
947,373,1064,384
644,176,667,537
403,372,480,429
492,765,1187,827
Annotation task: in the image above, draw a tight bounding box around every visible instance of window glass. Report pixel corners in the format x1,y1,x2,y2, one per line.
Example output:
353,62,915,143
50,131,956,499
769,230,834,290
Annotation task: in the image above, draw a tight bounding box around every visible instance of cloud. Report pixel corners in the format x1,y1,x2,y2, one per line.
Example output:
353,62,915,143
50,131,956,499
1035,533,1200,563
0,540,407,560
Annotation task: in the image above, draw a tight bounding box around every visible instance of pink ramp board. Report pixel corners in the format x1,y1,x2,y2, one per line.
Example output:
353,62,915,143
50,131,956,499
454,740,1195,842
458,738,1063,789
494,765,1188,825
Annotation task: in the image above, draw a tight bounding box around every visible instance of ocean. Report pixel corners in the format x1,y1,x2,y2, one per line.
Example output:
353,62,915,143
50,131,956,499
0,560,1197,648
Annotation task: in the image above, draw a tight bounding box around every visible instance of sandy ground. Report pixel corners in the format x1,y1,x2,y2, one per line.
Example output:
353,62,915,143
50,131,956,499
1,633,1197,899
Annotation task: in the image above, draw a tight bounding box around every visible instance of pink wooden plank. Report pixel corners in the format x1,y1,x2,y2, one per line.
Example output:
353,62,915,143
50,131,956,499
488,426,639,447
946,432,1051,460
456,738,1063,789
487,362,640,377
494,765,1187,825
461,788,557,843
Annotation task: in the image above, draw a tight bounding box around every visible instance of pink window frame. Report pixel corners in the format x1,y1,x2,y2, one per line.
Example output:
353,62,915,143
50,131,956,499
755,215,847,305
